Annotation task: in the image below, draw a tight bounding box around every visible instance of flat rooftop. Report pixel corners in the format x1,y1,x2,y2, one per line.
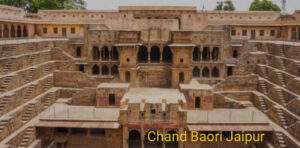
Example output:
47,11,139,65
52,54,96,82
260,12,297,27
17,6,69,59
121,88,186,104
97,83,130,89
180,79,212,91
40,104,119,122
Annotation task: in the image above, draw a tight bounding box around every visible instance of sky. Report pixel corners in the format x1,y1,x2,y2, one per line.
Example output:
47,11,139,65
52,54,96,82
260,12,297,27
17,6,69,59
85,0,299,14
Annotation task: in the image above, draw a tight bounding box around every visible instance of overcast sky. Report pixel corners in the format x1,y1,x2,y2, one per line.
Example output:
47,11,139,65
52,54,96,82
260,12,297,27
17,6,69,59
85,0,299,14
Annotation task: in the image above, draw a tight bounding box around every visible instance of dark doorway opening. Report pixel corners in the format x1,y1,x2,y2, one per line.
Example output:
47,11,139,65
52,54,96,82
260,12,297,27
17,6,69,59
195,97,201,108
111,46,119,61
202,47,210,61
193,47,200,61
193,67,200,77
92,65,99,75
150,46,160,63
138,46,148,63
101,46,109,60
162,46,172,63
202,67,209,77
79,65,84,73
93,46,100,60
111,65,119,76
129,130,141,148
126,71,131,83
109,94,115,105
212,67,219,77
212,47,219,61
101,65,109,75
227,67,233,76
179,72,184,83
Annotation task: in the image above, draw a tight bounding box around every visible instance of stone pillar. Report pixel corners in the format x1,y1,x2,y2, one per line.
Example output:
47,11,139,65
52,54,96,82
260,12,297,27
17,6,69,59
123,127,128,148
210,46,213,62
8,24,11,38
141,126,145,148
109,46,112,62
162,128,166,148
109,66,111,76
21,24,24,37
178,128,184,148
200,45,203,61
0,24,2,38
160,49,163,63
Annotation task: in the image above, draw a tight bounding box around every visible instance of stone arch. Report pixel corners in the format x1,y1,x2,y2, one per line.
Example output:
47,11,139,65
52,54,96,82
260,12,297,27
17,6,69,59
144,130,163,148
193,67,200,77
202,47,210,61
23,25,27,37
202,67,209,77
195,97,201,108
165,130,178,148
111,65,118,76
138,45,148,63
233,50,238,58
10,25,15,37
92,46,100,60
150,46,160,63
125,71,131,83
101,46,109,60
111,46,119,61
212,67,219,77
162,46,172,63
3,24,9,38
212,47,219,61
92,65,99,75
129,130,141,148
179,72,184,83
17,25,22,37
101,65,109,75
193,47,200,61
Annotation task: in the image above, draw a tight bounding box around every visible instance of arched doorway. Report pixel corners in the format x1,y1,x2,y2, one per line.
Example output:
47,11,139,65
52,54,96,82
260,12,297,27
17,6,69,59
138,45,148,63
23,26,28,37
10,25,15,38
193,47,200,61
150,46,160,63
129,130,141,148
193,67,200,77
195,97,201,108
162,46,172,63
101,65,109,75
125,71,130,83
233,50,238,58
92,46,100,60
17,25,22,37
144,131,163,148
165,130,178,148
179,72,184,83
212,67,219,77
101,46,109,60
202,47,210,61
3,25,9,38
111,65,118,76
111,46,119,61
92,65,99,75
212,47,219,61
202,67,209,77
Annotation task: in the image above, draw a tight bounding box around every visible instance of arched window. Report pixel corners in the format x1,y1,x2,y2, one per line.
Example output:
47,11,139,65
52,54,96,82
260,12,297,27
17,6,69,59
111,46,118,61
165,130,178,148
126,71,130,82
92,46,100,60
101,46,109,60
111,65,118,76
101,65,109,75
17,25,22,37
129,130,141,148
193,67,200,77
179,72,184,83
233,50,238,58
195,97,201,108
212,47,219,61
23,26,28,37
162,46,172,63
10,25,15,38
212,67,219,77
193,47,200,61
138,45,148,63
150,46,160,63
202,67,209,77
92,65,99,75
3,25,9,38
202,47,210,61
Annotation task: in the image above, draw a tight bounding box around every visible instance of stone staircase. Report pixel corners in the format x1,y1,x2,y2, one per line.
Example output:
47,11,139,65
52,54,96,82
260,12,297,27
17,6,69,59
24,85,36,102
0,96,10,113
274,131,287,148
44,64,51,74
258,96,267,112
275,89,287,106
0,120,8,133
259,66,268,78
276,71,286,87
0,76,14,93
43,93,54,109
277,48,284,56
43,78,52,91
22,103,35,122
2,61,13,73
19,127,35,148
276,108,288,129
259,80,268,95
24,68,36,83
27,55,35,66
277,58,286,71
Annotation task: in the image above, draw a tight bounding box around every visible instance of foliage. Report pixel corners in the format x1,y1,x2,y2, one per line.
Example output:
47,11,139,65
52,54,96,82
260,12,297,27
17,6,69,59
215,0,235,11
0,0,86,13
249,0,281,11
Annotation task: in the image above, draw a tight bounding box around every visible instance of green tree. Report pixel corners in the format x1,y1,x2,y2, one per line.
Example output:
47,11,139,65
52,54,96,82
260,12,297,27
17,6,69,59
214,0,235,11
249,0,281,11
0,0,86,13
